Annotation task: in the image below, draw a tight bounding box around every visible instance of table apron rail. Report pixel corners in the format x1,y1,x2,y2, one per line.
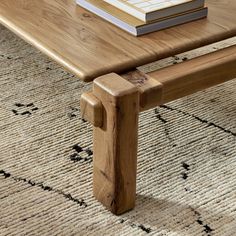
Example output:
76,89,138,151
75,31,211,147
125,45,236,111
81,45,236,127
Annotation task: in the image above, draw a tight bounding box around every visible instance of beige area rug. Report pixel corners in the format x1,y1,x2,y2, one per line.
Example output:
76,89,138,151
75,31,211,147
0,24,236,236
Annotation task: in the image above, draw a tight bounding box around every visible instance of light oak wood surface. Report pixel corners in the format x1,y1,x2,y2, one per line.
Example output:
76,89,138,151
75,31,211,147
0,0,236,81
82,45,236,120
124,45,236,110
148,44,236,105
122,70,163,111
93,73,139,214
80,92,103,127
80,46,236,214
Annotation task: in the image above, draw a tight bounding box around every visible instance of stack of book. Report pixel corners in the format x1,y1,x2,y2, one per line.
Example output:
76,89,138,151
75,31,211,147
76,0,208,36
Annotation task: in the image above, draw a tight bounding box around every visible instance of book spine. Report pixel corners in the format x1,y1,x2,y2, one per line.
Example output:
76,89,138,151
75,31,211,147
138,8,208,36
147,0,206,22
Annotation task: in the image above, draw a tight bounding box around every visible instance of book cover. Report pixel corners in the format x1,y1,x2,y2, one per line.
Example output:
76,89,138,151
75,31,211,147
76,0,208,36
104,0,205,22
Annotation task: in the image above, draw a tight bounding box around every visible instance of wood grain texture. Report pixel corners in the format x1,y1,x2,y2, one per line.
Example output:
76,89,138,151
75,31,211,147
0,0,236,81
123,45,236,110
93,73,139,215
122,70,163,111
148,45,236,105
80,92,103,127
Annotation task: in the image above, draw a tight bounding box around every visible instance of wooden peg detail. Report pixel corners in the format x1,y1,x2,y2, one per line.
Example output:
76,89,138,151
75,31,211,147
80,92,103,127
92,73,139,215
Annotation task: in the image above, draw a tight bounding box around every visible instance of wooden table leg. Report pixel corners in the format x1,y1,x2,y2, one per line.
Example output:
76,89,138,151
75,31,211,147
80,46,236,215
81,73,140,215
93,73,140,215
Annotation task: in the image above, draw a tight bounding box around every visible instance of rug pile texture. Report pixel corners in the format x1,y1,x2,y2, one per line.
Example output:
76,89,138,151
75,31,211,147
0,25,236,236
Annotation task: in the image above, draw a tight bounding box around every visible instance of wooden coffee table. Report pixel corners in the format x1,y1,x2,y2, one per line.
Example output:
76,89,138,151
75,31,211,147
1,0,236,215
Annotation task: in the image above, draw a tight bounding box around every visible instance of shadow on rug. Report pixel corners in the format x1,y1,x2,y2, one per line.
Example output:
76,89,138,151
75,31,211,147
0,25,236,236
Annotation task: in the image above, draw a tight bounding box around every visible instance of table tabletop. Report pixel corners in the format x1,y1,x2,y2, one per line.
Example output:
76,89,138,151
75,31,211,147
0,0,236,81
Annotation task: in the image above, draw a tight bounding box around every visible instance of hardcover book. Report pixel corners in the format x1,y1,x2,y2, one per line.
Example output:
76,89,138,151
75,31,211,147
104,0,205,22
76,0,208,36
